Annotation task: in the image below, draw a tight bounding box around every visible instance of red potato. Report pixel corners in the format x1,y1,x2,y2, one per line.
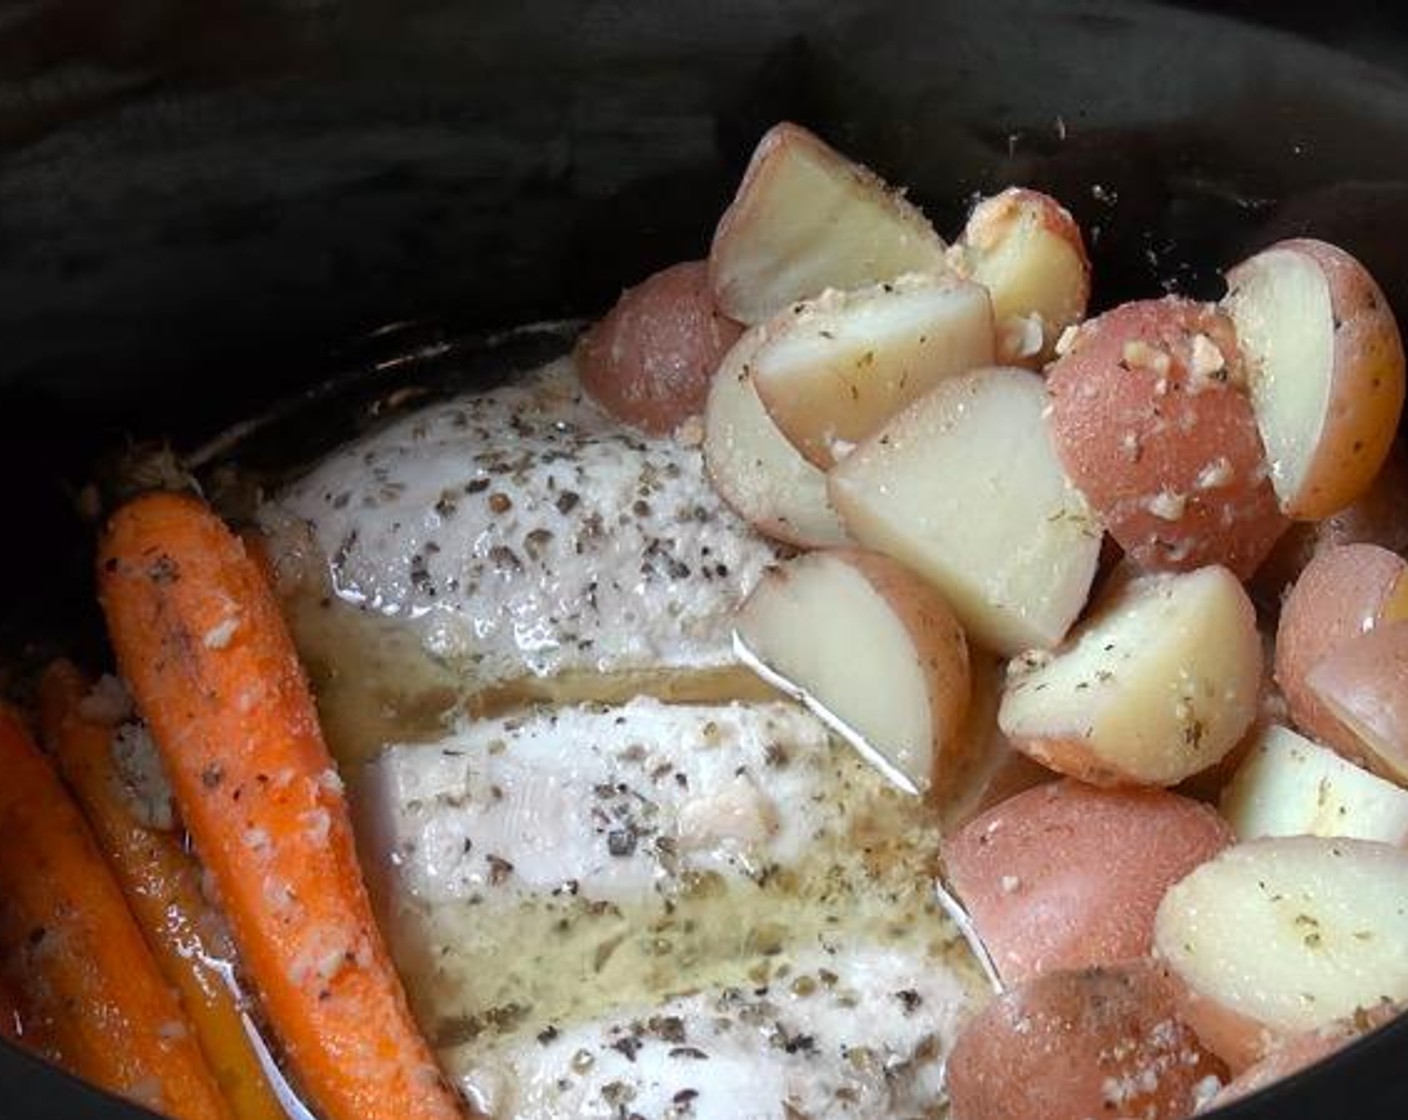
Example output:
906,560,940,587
702,325,852,547
1154,836,1408,1071
947,187,1091,366
999,566,1263,787
1224,238,1406,520
708,122,949,324
942,779,1233,985
1306,620,1408,785
1046,297,1288,578
1203,1005,1400,1111
828,366,1103,656
1274,543,1408,762
1220,723,1408,844
946,960,1228,1120
733,548,970,795
1251,438,1408,606
749,272,994,468
576,260,743,433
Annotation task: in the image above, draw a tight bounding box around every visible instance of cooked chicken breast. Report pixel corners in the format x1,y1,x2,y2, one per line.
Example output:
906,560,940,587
361,697,987,1119
261,358,786,691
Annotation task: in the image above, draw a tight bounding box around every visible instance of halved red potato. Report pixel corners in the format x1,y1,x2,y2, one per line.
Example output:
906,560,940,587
733,548,970,795
1251,438,1408,606
1274,543,1408,760
1224,238,1406,520
999,566,1262,787
1306,620,1408,785
947,187,1091,365
1220,723,1408,844
575,260,744,434
1203,1004,1401,1110
749,272,994,467
943,779,1232,985
1154,835,1408,1071
1046,297,1288,578
946,960,1228,1120
708,122,948,324
935,652,1055,835
701,326,851,548
828,366,1102,656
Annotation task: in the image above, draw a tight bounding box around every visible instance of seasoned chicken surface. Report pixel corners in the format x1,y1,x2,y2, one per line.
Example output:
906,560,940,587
362,698,986,1119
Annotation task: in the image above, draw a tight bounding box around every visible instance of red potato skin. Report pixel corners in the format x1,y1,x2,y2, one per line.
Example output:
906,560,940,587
943,779,1233,986
1250,239,1405,520
1202,1003,1401,1110
1274,543,1408,765
946,960,1227,1120
1305,619,1408,784
1046,298,1288,578
576,260,743,434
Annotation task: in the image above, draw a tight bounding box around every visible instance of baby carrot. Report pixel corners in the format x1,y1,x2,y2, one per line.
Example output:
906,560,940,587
97,491,468,1120
0,706,233,1120
39,660,287,1120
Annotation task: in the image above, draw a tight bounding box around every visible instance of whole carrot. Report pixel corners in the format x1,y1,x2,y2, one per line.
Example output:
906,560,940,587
40,660,287,1120
97,491,468,1120
0,706,233,1120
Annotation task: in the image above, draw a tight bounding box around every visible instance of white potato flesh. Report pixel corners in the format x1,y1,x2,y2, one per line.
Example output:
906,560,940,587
948,187,1090,365
733,548,970,795
828,367,1102,656
1221,723,1408,844
1154,836,1408,1054
1225,241,1405,520
708,122,948,325
750,273,994,467
999,566,1262,786
702,328,851,548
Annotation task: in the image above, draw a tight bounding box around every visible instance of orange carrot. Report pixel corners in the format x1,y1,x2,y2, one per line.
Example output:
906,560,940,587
97,491,468,1120
0,706,233,1120
40,660,287,1120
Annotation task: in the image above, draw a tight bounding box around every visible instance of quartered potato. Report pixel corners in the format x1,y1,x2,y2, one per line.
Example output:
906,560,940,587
946,960,1227,1120
1306,620,1408,785
576,259,743,434
702,325,852,547
1274,543,1408,766
947,186,1091,365
748,272,993,468
1221,723,1408,844
708,121,948,324
733,547,971,795
1224,238,1406,520
829,366,1102,656
1046,297,1287,578
999,566,1262,787
943,779,1232,985
1155,836,1408,1071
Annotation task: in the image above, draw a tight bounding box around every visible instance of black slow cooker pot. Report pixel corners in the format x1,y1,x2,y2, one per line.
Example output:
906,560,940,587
2,1,1407,1117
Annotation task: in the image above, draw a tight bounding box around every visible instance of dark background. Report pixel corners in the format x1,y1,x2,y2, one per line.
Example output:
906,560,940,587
2,1,1408,1117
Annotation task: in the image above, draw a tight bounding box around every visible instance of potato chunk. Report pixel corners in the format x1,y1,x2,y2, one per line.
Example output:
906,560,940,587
1046,297,1287,578
828,366,1101,656
947,187,1091,365
708,122,947,324
946,961,1227,1120
1224,238,1406,520
750,272,993,467
999,566,1262,786
1221,723,1408,843
944,780,1232,984
733,548,970,795
1154,836,1408,1070
702,327,851,548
